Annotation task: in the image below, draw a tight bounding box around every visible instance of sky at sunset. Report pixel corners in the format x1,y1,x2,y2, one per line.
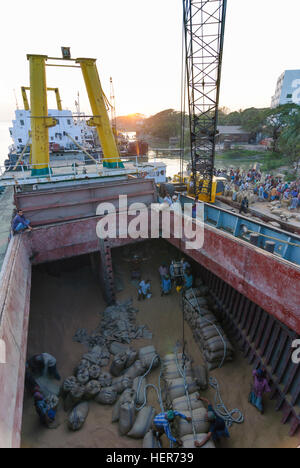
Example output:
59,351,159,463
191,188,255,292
0,0,299,123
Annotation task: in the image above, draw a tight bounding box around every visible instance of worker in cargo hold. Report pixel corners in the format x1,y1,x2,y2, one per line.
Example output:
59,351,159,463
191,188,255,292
138,279,152,300
33,390,57,428
161,275,172,296
12,209,32,234
249,368,271,414
152,410,192,447
195,397,229,447
27,353,61,380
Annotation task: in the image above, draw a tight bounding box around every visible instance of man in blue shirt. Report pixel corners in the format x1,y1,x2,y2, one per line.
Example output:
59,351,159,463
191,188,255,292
153,410,191,447
161,275,172,296
194,397,229,447
12,209,32,234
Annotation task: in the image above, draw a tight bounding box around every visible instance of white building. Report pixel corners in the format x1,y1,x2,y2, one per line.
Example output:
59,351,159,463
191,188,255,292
9,109,96,153
271,70,300,108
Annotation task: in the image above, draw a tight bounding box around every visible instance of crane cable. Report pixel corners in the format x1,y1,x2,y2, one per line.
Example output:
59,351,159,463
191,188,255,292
174,344,199,442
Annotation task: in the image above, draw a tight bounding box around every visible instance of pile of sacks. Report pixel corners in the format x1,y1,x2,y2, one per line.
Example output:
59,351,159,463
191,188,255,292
183,286,234,371
73,299,152,350
62,342,160,432
268,201,300,222
157,353,215,449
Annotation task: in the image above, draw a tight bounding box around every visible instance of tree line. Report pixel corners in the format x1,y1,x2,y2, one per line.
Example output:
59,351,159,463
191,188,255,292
137,105,300,170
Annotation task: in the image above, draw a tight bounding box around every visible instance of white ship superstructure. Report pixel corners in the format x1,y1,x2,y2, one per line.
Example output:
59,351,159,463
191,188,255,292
9,109,97,153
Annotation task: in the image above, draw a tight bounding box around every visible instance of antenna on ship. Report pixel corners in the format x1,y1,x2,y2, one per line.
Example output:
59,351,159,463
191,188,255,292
110,77,117,137
13,89,19,110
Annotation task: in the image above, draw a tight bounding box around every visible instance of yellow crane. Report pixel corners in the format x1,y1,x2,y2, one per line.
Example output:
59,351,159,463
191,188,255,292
26,49,124,176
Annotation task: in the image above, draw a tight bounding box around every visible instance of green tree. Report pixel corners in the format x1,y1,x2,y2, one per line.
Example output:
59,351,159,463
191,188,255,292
264,104,299,153
278,107,300,172
240,107,268,134
143,109,184,140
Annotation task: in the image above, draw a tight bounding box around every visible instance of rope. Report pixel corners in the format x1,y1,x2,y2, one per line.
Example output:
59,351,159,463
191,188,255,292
135,355,165,413
174,346,198,442
135,355,170,448
186,290,228,368
209,377,244,427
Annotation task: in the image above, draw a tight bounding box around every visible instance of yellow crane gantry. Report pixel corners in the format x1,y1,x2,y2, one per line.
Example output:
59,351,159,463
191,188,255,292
26,50,123,176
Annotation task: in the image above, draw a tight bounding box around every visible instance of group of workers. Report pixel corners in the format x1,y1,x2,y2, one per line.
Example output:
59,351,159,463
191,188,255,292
25,353,60,428
138,258,194,301
160,259,193,296
153,396,229,448
153,368,271,448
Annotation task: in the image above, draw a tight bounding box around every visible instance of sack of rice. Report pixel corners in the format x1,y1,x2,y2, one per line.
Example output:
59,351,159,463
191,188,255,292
112,388,136,423
76,359,90,374
192,365,208,391
195,315,218,331
112,375,133,394
205,336,233,354
201,326,219,342
133,377,146,406
204,350,233,364
110,353,127,377
110,342,130,355
167,377,199,400
89,364,101,380
127,406,156,439
76,368,90,385
163,353,184,366
177,408,209,437
45,394,59,411
143,430,161,449
98,372,112,388
172,392,204,412
68,402,89,431
182,433,216,449
64,383,85,411
95,387,118,405
125,349,138,369
119,401,136,435
124,360,146,380
163,363,192,381
84,380,101,400
138,346,159,369
62,376,78,397
185,288,203,301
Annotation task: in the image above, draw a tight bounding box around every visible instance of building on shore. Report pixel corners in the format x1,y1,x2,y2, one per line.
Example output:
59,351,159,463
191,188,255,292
271,70,300,108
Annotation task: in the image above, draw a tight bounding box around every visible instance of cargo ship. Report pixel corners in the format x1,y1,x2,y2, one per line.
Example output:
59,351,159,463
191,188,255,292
0,44,299,450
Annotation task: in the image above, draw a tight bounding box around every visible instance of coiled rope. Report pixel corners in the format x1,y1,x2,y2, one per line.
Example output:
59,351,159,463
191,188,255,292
209,377,244,427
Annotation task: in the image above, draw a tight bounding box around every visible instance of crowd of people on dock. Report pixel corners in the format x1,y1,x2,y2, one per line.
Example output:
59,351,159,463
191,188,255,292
220,168,300,211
